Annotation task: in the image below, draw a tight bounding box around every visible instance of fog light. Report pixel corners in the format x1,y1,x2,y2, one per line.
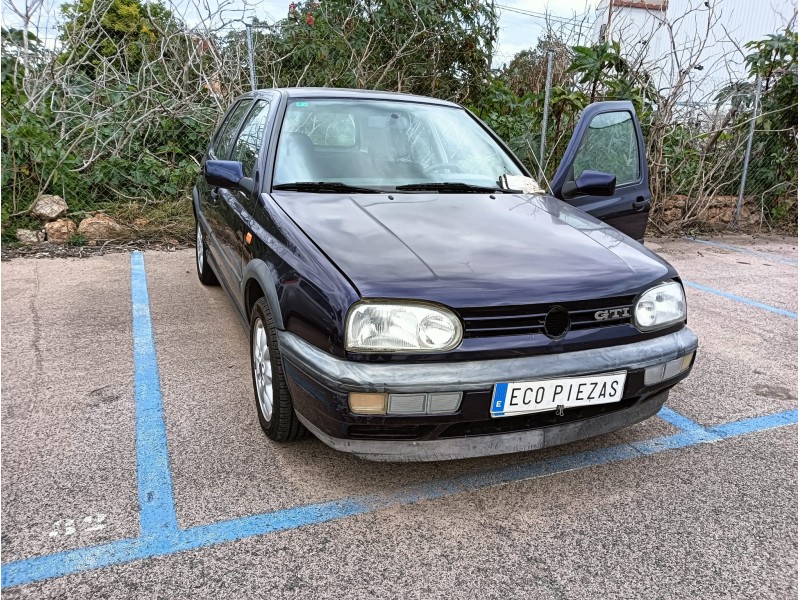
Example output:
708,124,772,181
644,363,665,385
645,352,695,386
348,392,388,415
663,357,684,379
428,392,462,413
388,393,427,414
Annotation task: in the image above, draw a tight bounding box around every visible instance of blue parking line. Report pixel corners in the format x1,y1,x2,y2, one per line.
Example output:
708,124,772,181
657,406,707,433
2,252,797,589
709,409,798,439
683,280,797,319
684,237,798,266
2,408,795,589
130,252,179,536
0,500,375,588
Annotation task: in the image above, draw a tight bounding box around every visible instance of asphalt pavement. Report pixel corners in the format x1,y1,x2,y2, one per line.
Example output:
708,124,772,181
1,235,797,598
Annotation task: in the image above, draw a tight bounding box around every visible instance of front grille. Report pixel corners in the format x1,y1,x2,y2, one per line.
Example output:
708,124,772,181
348,424,434,440
458,296,635,338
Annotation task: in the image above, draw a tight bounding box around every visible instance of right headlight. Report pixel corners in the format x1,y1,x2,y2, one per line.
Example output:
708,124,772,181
633,281,687,331
345,301,463,353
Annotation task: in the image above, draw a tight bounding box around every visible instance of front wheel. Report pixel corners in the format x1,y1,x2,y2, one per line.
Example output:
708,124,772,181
250,297,305,442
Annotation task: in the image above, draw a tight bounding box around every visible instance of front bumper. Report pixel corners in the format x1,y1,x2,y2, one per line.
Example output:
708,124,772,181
278,327,698,461
296,389,669,461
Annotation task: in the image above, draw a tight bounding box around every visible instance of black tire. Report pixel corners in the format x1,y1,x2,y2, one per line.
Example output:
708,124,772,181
250,297,305,441
195,220,218,285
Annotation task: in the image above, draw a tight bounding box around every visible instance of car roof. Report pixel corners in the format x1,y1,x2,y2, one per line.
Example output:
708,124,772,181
238,87,462,108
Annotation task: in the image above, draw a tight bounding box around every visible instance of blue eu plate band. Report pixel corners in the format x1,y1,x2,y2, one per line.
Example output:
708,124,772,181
491,383,508,415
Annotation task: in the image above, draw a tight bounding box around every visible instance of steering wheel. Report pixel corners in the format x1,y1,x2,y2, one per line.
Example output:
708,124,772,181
426,162,463,174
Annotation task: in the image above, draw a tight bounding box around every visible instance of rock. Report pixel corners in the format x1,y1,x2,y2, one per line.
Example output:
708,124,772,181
16,228,44,243
77,213,124,241
30,194,68,221
747,211,762,225
132,217,151,228
662,207,684,223
44,219,78,244
715,195,738,207
664,195,688,210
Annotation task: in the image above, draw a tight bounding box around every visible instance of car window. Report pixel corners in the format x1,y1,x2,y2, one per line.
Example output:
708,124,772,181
572,111,640,186
430,111,514,180
212,100,252,159
273,99,523,188
407,117,437,168
230,100,271,178
282,107,356,147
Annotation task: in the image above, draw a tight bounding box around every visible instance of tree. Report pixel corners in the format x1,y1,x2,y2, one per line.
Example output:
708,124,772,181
501,35,571,96
59,0,177,75
243,0,497,103
740,29,798,220
1,27,48,95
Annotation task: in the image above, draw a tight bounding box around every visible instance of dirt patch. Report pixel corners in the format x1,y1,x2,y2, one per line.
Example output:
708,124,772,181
1,239,192,261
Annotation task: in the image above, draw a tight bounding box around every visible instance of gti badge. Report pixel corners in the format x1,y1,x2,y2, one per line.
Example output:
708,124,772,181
594,307,631,321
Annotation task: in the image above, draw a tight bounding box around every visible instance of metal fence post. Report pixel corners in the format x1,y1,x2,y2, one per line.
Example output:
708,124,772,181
539,50,554,184
246,23,256,92
735,75,761,224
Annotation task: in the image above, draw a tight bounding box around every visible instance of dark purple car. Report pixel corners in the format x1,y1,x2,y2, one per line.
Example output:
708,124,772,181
193,88,697,461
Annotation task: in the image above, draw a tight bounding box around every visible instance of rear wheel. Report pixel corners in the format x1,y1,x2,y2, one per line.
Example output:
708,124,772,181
250,297,305,441
195,221,218,285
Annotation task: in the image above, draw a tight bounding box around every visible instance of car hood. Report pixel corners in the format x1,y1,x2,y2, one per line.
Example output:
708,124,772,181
271,192,673,308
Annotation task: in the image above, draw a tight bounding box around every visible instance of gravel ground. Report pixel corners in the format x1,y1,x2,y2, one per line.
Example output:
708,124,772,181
1,235,796,599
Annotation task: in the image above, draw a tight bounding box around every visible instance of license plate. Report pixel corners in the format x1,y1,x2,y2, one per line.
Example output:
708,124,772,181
490,372,627,418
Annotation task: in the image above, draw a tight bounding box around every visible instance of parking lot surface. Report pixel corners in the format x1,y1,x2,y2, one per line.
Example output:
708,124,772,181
1,235,797,598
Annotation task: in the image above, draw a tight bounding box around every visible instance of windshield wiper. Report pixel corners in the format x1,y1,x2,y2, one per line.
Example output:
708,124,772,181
394,182,518,193
273,181,383,194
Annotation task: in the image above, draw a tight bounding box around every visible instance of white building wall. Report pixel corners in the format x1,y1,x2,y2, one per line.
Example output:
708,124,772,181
590,0,796,101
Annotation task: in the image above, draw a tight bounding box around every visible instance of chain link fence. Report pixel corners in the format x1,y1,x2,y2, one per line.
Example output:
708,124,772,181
1,0,796,245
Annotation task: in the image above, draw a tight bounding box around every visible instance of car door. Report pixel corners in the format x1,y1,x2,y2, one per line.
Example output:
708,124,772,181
227,98,274,270
203,98,253,291
208,98,272,290
551,101,650,242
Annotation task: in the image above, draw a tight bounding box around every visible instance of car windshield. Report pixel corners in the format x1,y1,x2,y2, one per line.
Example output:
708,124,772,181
272,98,524,191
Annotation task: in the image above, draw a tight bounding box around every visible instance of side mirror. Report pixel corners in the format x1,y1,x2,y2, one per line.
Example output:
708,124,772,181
561,170,617,198
204,160,244,189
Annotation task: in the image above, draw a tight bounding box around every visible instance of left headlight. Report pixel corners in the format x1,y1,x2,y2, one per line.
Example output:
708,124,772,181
345,301,463,352
633,281,687,331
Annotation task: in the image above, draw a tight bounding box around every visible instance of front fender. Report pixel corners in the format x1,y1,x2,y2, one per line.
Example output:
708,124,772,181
192,186,200,215
242,193,361,357
241,259,285,330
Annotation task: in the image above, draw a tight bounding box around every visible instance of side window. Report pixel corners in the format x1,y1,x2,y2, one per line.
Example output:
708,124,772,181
230,100,271,178
212,101,252,158
572,111,640,186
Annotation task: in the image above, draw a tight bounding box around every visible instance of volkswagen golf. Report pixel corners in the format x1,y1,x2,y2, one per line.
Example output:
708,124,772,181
192,88,697,461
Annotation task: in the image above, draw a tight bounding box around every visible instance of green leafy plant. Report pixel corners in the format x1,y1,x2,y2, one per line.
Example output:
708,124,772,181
68,233,87,246
742,29,797,221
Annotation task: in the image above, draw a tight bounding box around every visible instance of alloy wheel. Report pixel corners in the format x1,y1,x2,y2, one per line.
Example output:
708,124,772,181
252,318,273,421
196,223,204,272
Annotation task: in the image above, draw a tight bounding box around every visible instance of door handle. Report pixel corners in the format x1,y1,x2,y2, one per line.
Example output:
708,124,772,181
632,196,650,212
